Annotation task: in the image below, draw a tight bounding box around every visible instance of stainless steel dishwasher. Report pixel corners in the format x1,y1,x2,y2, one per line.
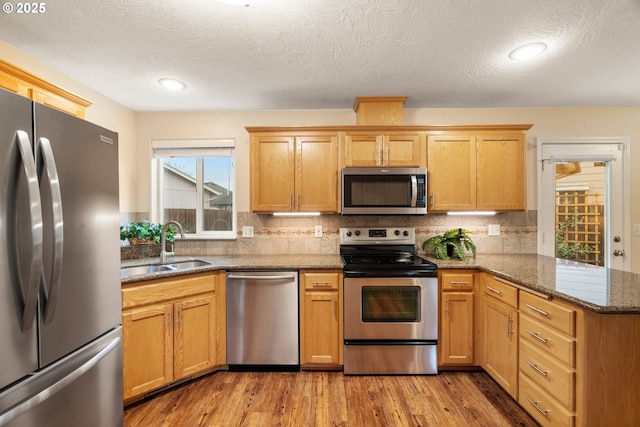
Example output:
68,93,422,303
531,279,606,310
226,271,299,371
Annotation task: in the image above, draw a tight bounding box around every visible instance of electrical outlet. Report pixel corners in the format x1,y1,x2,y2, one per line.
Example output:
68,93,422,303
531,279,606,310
314,225,323,237
634,224,640,236
242,226,254,238
488,224,501,236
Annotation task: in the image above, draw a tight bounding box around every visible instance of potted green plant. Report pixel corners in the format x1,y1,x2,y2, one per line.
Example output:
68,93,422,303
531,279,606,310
120,221,175,245
422,228,477,260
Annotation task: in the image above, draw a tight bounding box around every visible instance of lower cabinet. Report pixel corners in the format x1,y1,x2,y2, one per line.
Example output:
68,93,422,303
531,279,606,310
122,271,225,403
439,271,475,366
299,270,343,368
480,274,519,398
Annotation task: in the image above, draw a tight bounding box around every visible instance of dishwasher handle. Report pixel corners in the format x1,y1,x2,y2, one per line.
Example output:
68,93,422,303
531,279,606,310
227,273,296,280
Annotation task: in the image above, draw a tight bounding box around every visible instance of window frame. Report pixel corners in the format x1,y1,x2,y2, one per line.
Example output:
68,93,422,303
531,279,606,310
151,139,237,240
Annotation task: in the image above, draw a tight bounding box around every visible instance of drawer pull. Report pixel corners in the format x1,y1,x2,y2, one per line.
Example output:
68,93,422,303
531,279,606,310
486,286,502,294
450,281,470,285
526,329,548,344
312,281,332,287
526,304,549,317
525,359,548,377
525,397,549,417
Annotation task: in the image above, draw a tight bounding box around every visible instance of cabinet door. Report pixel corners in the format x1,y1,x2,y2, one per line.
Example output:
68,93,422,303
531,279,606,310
301,291,340,365
344,134,382,166
296,135,338,212
250,135,295,212
483,297,518,398
122,303,173,400
174,294,216,379
476,133,526,210
383,133,422,167
440,292,474,365
427,133,476,211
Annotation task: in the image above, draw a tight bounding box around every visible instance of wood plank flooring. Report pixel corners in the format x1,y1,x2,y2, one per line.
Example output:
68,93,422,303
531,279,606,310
124,371,538,427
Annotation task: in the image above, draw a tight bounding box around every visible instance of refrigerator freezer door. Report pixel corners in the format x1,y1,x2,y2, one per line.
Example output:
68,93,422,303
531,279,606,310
0,89,39,389
0,327,124,427
34,104,121,366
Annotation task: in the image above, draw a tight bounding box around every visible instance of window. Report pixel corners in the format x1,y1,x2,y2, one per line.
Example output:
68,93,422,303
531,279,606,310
152,139,236,239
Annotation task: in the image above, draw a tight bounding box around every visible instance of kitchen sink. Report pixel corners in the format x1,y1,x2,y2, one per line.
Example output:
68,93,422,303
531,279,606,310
121,259,212,279
167,260,212,269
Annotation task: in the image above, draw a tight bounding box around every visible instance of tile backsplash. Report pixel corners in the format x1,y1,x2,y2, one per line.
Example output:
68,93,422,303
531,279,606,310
169,211,537,257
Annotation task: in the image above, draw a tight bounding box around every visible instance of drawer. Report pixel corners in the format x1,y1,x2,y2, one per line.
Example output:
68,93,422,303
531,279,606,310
519,374,575,427
519,340,575,411
122,273,216,309
441,272,474,291
520,315,575,368
481,274,518,308
303,271,340,290
520,292,576,337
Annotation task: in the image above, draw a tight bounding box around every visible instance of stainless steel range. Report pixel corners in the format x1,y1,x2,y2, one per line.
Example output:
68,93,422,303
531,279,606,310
340,227,438,375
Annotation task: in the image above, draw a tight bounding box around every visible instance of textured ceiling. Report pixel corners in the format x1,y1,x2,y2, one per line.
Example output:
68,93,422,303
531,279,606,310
2,0,639,111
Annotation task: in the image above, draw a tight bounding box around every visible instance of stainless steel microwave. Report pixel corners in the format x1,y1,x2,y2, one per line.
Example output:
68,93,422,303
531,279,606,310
341,167,427,215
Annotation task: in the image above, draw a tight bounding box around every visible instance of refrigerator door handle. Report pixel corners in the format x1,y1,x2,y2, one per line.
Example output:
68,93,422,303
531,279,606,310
15,130,43,332
0,335,121,426
37,137,64,324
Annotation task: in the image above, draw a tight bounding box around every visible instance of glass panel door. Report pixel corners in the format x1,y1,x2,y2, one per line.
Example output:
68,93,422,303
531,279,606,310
538,138,629,271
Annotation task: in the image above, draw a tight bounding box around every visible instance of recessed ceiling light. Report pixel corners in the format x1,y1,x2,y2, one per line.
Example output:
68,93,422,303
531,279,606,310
158,78,187,91
508,42,548,60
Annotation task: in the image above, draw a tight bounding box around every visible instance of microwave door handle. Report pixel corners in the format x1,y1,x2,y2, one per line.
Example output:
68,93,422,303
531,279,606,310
410,175,418,207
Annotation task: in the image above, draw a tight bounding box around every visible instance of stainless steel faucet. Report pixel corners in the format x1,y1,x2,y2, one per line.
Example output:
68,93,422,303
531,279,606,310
159,221,185,264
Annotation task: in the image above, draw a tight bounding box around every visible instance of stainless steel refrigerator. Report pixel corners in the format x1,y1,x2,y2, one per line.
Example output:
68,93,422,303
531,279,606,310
0,89,123,426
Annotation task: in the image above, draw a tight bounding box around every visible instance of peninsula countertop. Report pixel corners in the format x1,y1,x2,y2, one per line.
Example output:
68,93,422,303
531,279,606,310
121,253,640,314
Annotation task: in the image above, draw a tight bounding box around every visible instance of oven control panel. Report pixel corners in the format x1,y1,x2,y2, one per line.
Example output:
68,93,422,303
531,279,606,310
340,227,415,245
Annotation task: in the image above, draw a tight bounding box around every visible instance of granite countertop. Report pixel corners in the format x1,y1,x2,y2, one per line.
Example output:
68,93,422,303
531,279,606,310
121,253,640,314
430,254,640,314
120,254,344,285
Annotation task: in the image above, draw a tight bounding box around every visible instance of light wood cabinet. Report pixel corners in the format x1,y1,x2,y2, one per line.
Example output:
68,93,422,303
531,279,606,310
480,273,519,398
518,291,578,427
0,59,91,118
122,302,173,400
427,131,526,211
344,132,424,167
439,271,475,366
121,272,224,404
249,132,339,213
299,270,343,368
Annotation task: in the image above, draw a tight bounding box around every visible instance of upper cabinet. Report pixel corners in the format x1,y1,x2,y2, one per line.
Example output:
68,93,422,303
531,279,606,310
249,131,339,213
247,95,531,214
0,59,92,118
427,128,528,212
343,131,425,167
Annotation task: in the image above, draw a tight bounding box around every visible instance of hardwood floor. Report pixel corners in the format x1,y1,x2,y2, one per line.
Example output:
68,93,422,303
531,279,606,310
124,371,538,427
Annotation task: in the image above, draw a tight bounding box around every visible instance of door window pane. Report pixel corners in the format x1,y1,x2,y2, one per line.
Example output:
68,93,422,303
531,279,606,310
555,161,605,266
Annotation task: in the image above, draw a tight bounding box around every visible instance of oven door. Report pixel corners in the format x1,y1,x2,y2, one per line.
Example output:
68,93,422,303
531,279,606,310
343,276,437,341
